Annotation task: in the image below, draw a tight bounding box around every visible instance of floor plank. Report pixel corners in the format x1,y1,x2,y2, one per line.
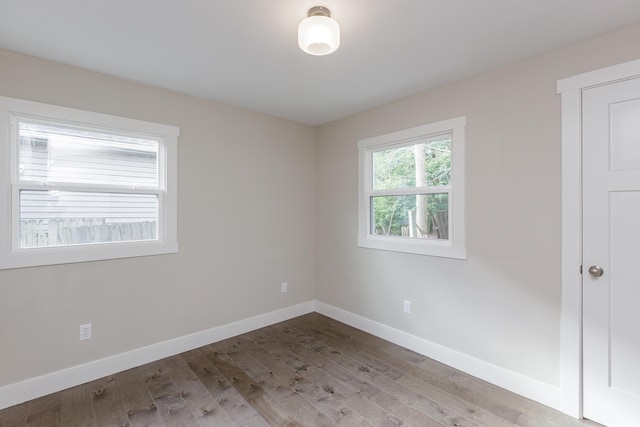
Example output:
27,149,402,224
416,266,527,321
59,385,97,427
141,362,200,427
25,394,61,427
115,367,164,427
86,377,129,427
159,355,235,427
0,313,602,427
180,347,269,426
0,402,28,427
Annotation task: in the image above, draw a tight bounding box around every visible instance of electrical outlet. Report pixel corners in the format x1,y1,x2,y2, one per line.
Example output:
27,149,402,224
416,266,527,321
79,323,92,340
281,282,288,293
403,300,411,314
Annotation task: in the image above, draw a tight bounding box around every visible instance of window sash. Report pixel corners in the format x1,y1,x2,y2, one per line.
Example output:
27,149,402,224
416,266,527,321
367,190,452,240
12,184,162,250
13,115,164,190
364,143,452,242
370,134,452,191
10,114,166,252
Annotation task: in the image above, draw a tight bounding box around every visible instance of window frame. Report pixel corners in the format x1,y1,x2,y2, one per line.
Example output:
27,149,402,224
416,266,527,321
357,116,466,259
0,96,179,270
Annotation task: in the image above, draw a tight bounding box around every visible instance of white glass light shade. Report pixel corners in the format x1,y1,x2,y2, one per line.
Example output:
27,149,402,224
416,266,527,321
298,14,340,56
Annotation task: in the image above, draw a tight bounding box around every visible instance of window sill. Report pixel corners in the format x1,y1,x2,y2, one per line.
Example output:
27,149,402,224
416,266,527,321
0,241,178,270
357,236,466,259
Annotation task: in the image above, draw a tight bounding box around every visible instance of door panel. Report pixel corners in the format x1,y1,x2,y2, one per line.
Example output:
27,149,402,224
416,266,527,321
582,77,640,427
609,191,640,396
610,98,640,170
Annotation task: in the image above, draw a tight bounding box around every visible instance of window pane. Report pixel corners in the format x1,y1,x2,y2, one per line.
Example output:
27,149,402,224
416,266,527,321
19,190,158,248
373,146,415,190
19,121,158,187
372,136,451,190
422,137,451,186
371,193,449,240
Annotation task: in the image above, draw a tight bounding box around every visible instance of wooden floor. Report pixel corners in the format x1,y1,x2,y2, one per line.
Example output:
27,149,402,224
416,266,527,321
0,313,601,427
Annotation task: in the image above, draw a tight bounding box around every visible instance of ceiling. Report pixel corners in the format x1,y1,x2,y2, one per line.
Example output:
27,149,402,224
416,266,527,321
1,1,639,126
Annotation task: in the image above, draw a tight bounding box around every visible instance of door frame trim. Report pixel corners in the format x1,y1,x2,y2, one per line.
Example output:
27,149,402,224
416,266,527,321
557,58,640,418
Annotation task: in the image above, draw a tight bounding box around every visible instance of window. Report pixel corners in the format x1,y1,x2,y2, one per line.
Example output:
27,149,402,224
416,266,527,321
357,116,466,258
0,96,179,269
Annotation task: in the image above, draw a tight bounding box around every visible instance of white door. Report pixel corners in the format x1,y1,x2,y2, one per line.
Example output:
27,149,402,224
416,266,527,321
582,76,640,427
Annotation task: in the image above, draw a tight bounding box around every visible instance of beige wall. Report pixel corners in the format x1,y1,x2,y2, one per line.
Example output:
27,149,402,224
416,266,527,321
315,23,640,386
0,50,316,387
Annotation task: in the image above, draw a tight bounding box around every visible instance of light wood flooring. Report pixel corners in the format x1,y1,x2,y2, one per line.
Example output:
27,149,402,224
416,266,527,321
0,313,601,427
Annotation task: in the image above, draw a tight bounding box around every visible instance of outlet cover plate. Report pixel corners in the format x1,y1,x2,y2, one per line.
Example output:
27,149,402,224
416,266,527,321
79,323,92,340
403,300,411,314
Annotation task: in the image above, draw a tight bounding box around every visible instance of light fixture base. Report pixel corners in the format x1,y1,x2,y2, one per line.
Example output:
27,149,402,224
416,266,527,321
308,6,331,18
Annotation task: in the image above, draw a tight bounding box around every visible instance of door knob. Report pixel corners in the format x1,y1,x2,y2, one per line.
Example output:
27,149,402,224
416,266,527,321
588,265,604,277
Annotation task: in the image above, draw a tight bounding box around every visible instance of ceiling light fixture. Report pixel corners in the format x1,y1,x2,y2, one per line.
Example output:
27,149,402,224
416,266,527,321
298,6,340,56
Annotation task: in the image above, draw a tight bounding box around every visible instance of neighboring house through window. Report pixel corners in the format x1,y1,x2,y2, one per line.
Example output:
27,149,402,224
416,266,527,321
357,116,466,259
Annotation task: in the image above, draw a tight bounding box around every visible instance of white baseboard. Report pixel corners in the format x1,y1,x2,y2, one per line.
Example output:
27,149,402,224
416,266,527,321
0,300,563,414
0,301,315,410
314,301,563,412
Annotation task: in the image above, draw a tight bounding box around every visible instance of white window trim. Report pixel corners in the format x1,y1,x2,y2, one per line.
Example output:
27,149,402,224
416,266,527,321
0,96,179,270
357,116,466,259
